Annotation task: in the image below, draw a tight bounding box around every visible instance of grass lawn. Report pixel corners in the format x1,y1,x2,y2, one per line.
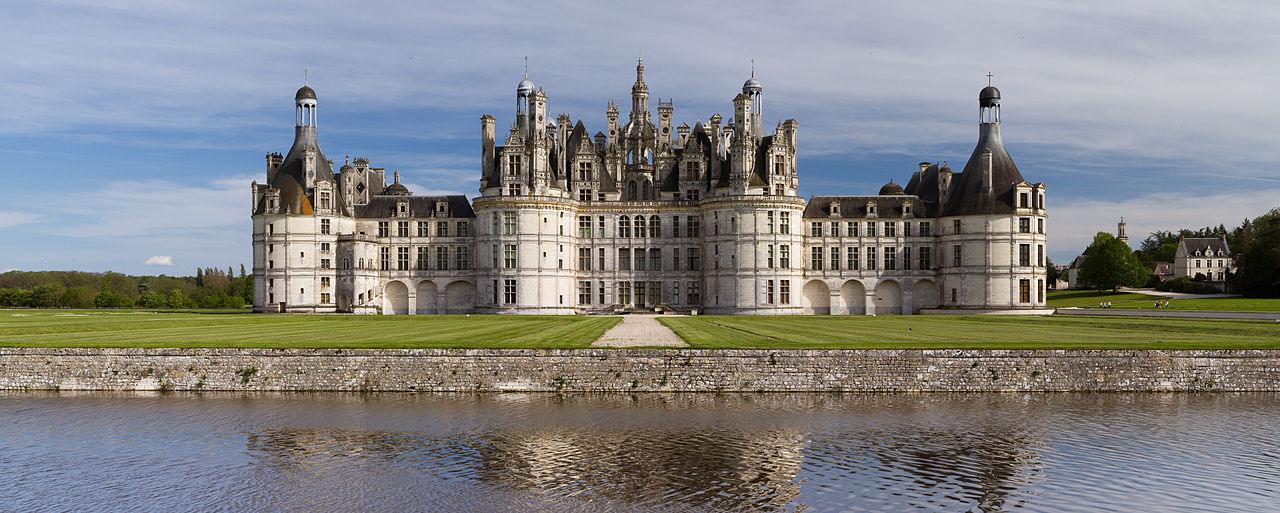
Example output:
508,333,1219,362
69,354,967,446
659,315,1280,350
1048,290,1280,312
0,310,619,349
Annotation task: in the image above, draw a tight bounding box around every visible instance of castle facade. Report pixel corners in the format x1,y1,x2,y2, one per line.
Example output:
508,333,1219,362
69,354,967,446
251,62,1048,315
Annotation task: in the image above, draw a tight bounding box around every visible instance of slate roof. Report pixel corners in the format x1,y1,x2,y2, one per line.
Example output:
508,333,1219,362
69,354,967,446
355,195,475,219
803,195,918,219
942,122,1026,217
1180,238,1229,257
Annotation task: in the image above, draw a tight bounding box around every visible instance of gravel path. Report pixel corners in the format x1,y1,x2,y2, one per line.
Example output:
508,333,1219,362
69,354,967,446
592,315,688,347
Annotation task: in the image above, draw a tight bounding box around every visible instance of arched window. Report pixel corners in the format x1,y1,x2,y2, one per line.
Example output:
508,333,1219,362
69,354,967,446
618,216,631,238
342,257,351,270
627,180,638,200
649,215,660,237
634,216,647,238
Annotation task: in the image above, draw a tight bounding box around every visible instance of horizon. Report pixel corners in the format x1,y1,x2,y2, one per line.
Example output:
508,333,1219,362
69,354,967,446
3,1,1278,274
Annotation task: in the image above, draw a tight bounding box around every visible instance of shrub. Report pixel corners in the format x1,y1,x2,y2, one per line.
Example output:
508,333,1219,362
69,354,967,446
1156,277,1220,294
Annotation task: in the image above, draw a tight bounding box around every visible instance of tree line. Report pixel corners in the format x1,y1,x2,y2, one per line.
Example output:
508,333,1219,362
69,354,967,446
0,266,253,309
1078,208,1280,297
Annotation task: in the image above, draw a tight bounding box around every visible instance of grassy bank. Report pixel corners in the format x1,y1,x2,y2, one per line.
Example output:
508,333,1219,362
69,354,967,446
1048,290,1280,312
0,310,618,349
658,315,1280,350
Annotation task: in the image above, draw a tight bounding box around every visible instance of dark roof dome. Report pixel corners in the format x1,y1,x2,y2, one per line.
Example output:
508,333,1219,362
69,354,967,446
743,76,763,94
979,85,1000,107
879,180,905,195
517,75,535,96
295,85,317,102
383,182,410,196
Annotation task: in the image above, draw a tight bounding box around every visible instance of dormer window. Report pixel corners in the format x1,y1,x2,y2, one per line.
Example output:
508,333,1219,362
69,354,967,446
398,202,408,214
867,203,877,216
830,202,840,216
319,191,331,210
436,201,447,215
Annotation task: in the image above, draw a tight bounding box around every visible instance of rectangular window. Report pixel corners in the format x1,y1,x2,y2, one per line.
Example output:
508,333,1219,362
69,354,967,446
380,247,390,270
1038,280,1045,303
767,211,775,234
688,247,700,271
491,244,499,269
319,191,331,210
457,221,469,237
320,242,331,254
1019,217,1031,234
780,213,790,234
578,189,592,202
598,247,605,270
885,247,897,271
320,292,331,304
920,222,932,237
866,222,877,237
503,212,517,235
884,222,896,237
811,222,823,238
847,221,859,237
436,246,448,270
417,222,429,237
598,281,606,304
688,216,701,237
578,280,592,305
320,218,331,235
903,222,912,237
953,219,962,235
634,248,646,271
618,281,631,305
650,248,661,271
780,279,791,304
830,246,840,270
811,247,824,271
455,246,469,270
378,221,389,238
919,247,931,270
953,245,962,266
1019,244,1031,267
417,247,429,270
848,247,859,270
1019,192,1029,208
436,221,449,237
397,246,409,271
320,258,331,269
507,155,522,176
903,247,912,270
866,247,877,270
1019,279,1031,303
578,215,592,237
687,281,700,304
1037,218,1044,234
780,245,790,268
504,244,517,269
766,280,775,304
398,221,409,238
767,244,775,268
504,279,517,304
578,247,592,271
1038,245,1045,267
619,248,631,270
673,248,681,271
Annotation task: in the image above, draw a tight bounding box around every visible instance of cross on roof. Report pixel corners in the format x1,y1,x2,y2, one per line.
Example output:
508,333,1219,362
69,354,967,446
986,72,994,85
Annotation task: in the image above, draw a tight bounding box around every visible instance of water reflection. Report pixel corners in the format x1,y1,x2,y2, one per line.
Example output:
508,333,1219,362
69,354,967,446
2,392,1278,512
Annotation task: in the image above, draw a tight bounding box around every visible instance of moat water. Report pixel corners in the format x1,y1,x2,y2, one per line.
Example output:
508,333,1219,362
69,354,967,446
1,392,1278,512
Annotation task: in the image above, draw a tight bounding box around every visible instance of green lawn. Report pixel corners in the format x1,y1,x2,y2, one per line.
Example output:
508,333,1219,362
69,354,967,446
659,315,1280,350
1048,290,1280,312
0,310,619,349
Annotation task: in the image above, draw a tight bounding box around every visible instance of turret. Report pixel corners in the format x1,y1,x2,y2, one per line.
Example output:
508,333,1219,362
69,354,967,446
1117,218,1129,244
630,59,649,123
742,63,763,139
657,99,673,149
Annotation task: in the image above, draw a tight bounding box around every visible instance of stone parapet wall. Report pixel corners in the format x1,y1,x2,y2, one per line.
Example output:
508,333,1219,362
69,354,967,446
1,348,1277,392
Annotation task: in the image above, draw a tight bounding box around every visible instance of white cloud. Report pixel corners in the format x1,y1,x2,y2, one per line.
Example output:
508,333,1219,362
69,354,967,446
143,255,174,266
1049,189,1280,261
0,211,39,228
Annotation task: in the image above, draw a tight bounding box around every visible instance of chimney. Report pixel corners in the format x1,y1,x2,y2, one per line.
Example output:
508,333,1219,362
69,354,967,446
481,114,495,187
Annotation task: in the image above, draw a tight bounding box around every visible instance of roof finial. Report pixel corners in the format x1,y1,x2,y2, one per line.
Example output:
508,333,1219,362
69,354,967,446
394,170,401,183
304,68,309,86
523,56,528,78
751,58,756,78
986,72,994,86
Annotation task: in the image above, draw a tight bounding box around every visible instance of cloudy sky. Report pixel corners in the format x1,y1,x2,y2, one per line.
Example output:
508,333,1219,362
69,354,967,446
2,0,1277,274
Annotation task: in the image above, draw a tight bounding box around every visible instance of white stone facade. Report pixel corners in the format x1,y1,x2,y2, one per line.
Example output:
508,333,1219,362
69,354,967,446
251,65,1048,315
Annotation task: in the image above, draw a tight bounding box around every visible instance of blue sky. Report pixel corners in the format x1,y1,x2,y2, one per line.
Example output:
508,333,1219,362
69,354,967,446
2,0,1278,275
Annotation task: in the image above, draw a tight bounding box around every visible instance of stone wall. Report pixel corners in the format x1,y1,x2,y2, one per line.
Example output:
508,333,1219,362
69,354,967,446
1,348,1277,392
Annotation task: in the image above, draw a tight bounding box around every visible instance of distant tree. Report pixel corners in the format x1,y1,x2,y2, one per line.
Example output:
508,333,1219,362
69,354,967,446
1045,258,1059,288
195,268,204,288
1232,208,1280,298
1079,232,1148,291
137,291,170,309
29,283,65,308
168,289,193,309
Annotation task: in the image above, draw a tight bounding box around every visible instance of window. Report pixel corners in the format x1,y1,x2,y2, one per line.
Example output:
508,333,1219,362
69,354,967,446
920,222,932,237
903,247,912,270
780,213,790,234
320,242,331,254
418,222,430,237
618,281,631,305
503,212,517,235
673,249,681,271
1019,218,1031,233
619,248,631,270
378,221,389,238
766,280,775,304
433,246,447,270
1019,279,1031,303
688,216,701,237
830,246,840,270
599,281,606,304
885,247,897,270
688,247,700,271
649,216,660,237
866,247,877,270
649,248,661,271
634,248,646,271
634,216,646,238
598,248,605,270
848,247,860,270
578,281,592,305
684,161,700,181
767,244,774,268
811,222,824,238
320,258,331,269
953,245,962,266
1019,192,1029,208
491,280,499,304
903,223,912,237
811,247,824,271
457,222,470,237
867,222,877,237
672,216,682,238
320,218,331,235
780,245,790,268
951,288,958,303
417,247,429,270
456,246,470,270
779,280,791,304
597,216,606,237
619,216,631,238
685,189,700,201
687,281,700,304
578,216,592,237
320,292,331,304
953,219,962,235
1019,244,1031,267
884,222,896,237
436,221,449,237
1038,280,1045,303
503,244,517,269
577,162,594,181
1038,245,1045,267
507,155,522,176
578,189,592,202
380,247,390,270
1037,218,1044,234
767,211,775,233
578,247,592,270
504,279,517,304
398,221,409,237
395,246,408,270
919,247,931,270
319,191,331,211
